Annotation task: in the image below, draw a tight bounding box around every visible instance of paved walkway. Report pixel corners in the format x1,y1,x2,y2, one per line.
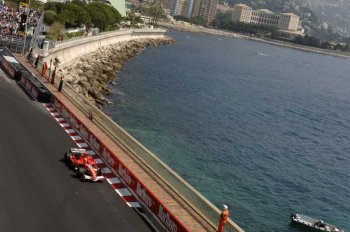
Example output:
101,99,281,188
14,54,215,232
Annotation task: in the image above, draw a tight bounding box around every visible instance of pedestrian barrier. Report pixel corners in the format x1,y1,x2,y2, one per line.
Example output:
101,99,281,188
0,48,52,103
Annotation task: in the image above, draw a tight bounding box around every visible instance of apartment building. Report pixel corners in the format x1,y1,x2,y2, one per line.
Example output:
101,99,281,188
232,3,300,32
250,9,279,27
172,0,194,18
232,3,252,23
172,0,218,22
277,13,299,31
196,0,219,22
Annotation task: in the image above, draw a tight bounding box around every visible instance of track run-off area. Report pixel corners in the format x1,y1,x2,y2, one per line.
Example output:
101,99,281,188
0,68,153,232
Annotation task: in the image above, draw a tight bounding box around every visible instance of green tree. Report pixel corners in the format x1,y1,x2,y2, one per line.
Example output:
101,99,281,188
44,10,57,26
212,11,233,28
334,43,343,50
58,3,91,28
46,21,64,41
44,2,63,14
85,2,121,31
173,15,190,22
321,41,332,49
148,2,162,26
191,16,208,26
342,43,350,52
294,35,304,44
308,36,321,47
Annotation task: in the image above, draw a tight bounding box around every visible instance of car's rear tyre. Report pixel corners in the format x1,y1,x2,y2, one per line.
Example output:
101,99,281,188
64,152,70,161
64,153,73,167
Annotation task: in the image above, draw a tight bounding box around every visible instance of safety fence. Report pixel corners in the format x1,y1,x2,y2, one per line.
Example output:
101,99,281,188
0,36,31,54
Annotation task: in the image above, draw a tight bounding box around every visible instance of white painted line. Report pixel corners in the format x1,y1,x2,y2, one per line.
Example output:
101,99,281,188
70,135,82,141
46,107,55,111
126,202,141,208
51,112,60,117
85,150,96,155
77,143,89,148
94,158,103,164
101,167,112,174
55,117,66,122
107,177,121,185
115,188,132,196
60,123,70,128
43,103,51,107
65,129,76,134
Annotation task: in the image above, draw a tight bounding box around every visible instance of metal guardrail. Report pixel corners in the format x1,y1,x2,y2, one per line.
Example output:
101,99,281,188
58,82,244,232
32,33,244,232
0,37,31,54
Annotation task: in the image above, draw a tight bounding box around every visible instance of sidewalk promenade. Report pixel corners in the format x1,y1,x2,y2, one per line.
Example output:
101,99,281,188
14,54,215,232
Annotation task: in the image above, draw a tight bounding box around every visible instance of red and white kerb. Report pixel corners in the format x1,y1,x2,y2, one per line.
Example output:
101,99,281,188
43,103,141,208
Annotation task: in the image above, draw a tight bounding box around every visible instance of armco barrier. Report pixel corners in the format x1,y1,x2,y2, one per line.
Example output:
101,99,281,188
0,48,52,103
20,74,39,99
27,30,244,232
59,81,244,232
52,96,189,232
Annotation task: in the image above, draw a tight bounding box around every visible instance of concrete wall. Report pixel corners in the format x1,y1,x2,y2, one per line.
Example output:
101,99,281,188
44,29,166,68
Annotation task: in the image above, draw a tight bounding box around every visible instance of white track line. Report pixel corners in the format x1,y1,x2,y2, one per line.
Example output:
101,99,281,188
115,188,132,196
94,158,103,164
101,167,112,174
77,143,89,148
107,177,121,185
65,129,76,134
70,135,82,141
85,150,96,155
127,202,141,208
55,117,66,122
60,123,70,128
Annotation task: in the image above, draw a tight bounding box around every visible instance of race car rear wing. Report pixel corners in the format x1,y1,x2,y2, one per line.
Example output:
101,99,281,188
71,148,86,153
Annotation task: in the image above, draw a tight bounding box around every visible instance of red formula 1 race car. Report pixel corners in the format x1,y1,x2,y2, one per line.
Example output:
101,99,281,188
64,148,104,182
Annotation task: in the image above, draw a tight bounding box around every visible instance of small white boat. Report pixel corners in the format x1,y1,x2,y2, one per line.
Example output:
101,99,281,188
291,213,344,232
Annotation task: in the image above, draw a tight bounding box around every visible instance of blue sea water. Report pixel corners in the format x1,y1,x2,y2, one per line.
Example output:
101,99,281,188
104,30,350,232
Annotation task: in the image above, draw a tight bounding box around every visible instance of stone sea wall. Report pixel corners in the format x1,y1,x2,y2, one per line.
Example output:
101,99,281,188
59,37,175,106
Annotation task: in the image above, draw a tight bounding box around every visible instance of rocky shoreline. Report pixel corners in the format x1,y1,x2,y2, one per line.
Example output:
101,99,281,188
59,36,176,106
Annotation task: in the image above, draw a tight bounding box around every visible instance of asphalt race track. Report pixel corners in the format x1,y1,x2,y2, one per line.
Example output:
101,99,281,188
0,68,153,232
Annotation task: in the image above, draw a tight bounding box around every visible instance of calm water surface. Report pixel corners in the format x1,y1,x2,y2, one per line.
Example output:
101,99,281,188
104,31,350,232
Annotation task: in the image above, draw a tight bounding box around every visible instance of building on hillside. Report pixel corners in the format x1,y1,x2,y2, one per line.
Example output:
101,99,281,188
232,3,300,31
191,0,218,22
250,9,279,28
277,13,299,31
232,3,251,23
171,0,218,22
232,3,302,39
172,0,194,18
